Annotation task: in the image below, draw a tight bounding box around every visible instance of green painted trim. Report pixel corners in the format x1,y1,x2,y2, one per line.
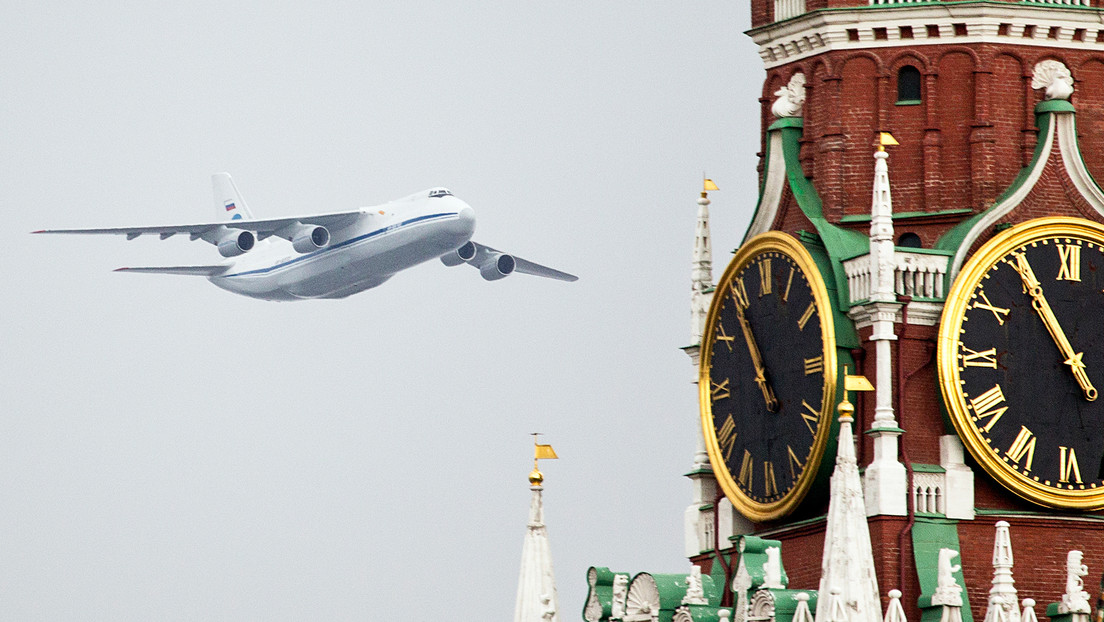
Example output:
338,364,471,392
699,503,715,511
911,463,946,474
912,518,974,622
840,209,973,224
769,117,804,131
974,508,1104,521
896,100,922,106
684,466,714,476
1037,99,1076,114
934,108,1056,256
863,426,905,435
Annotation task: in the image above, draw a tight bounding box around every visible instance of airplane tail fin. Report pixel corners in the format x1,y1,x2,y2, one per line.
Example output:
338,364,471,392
212,173,256,221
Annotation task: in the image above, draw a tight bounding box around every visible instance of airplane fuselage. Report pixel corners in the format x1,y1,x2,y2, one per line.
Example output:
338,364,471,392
211,192,475,300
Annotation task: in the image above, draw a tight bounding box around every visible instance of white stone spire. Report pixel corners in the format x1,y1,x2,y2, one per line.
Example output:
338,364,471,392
691,183,715,347
515,450,559,622
863,134,908,518
984,521,1020,622
816,396,882,622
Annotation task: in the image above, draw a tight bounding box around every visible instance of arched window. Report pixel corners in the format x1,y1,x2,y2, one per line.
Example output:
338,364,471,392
898,232,923,248
897,65,922,104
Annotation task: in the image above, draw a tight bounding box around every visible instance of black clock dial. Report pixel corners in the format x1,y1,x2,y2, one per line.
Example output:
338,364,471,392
940,218,1104,508
700,233,837,521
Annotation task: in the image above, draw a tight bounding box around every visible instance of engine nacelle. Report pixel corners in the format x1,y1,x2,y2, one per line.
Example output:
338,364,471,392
479,253,516,281
440,241,477,267
291,225,330,253
217,230,256,258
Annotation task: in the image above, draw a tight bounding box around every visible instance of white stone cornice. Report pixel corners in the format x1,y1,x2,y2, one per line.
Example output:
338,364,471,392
749,4,1104,69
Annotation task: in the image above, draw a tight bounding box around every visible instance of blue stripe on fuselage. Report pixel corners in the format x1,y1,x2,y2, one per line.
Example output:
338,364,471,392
219,212,459,278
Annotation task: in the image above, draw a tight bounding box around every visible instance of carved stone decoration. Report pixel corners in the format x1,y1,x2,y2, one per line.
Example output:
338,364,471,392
584,568,603,622
611,574,629,620
1021,599,1038,622
792,593,815,622
762,548,784,589
541,594,556,621
1032,60,1074,101
732,550,754,622
884,589,908,622
1060,550,1091,614
625,573,661,622
933,548,964,606
683,565,709,606
750,590,778,622
771,72,806,118
984,521,1020,622
673,606,694,622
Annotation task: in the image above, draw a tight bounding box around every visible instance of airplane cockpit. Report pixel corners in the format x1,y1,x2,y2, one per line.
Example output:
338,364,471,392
428,188,453,198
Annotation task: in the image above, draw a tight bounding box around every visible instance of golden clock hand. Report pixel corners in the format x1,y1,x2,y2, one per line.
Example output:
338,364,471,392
736,305,780,412
1011,253,1098,401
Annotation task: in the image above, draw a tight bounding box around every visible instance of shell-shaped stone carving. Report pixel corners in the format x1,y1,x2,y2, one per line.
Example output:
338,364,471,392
750,589,777,622
673,606,694,622
772,72,806,118
626,573,661,622
1031,60,1074,101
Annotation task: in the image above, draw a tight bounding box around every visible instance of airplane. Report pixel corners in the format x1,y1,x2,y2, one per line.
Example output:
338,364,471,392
35,173,577,301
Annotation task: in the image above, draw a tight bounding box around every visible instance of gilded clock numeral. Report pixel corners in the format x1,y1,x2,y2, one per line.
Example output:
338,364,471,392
1057,244,1081,282
969,384,1008,432
715,323,735,352
763,461,779,497
961,346,998,369
717,414,737,461
800,400,819,435
758,259,772,296
1059,446,1083,484
738,450,754,489
711,379,731,401
787,445,804,480
731,278,750,310
782,267,795,303
972,291,1010,326
797,302,816,331
804,356,824,376
1005,426,1037,471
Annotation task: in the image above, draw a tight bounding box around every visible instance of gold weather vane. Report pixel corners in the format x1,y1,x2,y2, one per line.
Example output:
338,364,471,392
702,175,719,198
529,433,559,485
877,132,899,152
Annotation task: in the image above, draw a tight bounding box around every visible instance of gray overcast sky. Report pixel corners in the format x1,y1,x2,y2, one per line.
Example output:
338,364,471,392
1,2,762,619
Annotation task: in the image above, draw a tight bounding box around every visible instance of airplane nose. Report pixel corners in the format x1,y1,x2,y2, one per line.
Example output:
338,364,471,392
455,205,476,236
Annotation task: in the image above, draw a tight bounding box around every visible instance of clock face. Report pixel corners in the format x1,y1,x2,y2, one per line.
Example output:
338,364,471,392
700,232,837,521
939,217,1104,509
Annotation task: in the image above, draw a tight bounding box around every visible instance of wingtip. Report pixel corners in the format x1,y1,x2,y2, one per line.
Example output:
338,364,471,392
31,229,46,234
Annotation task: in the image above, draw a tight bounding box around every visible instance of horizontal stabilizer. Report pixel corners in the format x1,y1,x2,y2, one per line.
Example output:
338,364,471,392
114,265,228,276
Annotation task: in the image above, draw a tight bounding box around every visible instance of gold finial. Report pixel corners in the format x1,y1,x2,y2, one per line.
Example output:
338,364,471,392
877,132,899,152
529,433,558,486
702,176,719,198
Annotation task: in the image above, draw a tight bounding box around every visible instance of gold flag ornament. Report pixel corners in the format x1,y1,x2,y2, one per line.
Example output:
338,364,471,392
845,374,876,392
534,444,558,460
878,132,899,147
703,178,719,192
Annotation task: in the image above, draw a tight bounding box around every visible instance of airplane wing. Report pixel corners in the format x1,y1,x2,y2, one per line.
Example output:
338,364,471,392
467,241,578,282
114,265,229,276
32,210,363,241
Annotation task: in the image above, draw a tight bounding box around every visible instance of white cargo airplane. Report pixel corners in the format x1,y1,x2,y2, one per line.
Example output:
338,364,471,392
35,173,577,301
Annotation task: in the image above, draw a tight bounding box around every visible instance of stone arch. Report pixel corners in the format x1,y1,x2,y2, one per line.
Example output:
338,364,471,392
887,49,934,75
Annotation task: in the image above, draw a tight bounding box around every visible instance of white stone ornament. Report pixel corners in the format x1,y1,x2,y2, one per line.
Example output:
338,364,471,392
771,72,806,118
763,547,784,589
682,565,709,606
541,594,557,621
1032,60,1074,101
934,549,963,606
611,574,629,619
1060,550,1091,614
884,589,908,622
793,592,816,622
984,521,1020,622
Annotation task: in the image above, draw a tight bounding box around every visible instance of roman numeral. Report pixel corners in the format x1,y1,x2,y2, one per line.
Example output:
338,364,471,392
804,355,824,376
1057,244,1081,282
800,400,819,435
738,450,754,489
969,384,1008,433
711,379,731,401
731,277,749,310
715,323,735,352
763,461,779,497
758,259,772,296
782,267,795,303
787,445,805,480
972,291,1010,326
717,415,737,461
962,346,998,369
1005,426,1037,471
797,302,816,331
1059,446,1083,484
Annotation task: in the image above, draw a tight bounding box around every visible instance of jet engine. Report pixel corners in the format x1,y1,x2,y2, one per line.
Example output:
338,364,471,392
290,225,330,253
479,253,516,281
440,241,477,267
217,229,256,258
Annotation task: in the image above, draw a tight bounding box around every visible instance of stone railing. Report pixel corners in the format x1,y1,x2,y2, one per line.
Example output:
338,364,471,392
775,0,805,20
842,250,951,305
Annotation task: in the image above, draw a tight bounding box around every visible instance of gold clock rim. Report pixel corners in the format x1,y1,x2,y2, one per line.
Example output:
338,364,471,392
938,216,1104,510
699,231,838,522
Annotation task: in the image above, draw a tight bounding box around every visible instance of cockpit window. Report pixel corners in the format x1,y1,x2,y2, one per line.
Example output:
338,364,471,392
429,188,453,198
